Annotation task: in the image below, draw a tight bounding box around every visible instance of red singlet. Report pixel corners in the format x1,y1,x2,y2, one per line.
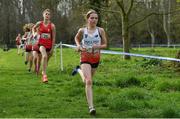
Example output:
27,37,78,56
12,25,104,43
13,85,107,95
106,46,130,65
38,21,52,49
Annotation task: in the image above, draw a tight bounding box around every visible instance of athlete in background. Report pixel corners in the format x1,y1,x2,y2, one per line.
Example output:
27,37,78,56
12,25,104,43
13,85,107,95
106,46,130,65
33,9,56,83
15,33,21,55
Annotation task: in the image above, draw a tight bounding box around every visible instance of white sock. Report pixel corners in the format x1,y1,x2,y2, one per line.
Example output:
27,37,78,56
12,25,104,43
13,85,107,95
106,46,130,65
77,68,81,72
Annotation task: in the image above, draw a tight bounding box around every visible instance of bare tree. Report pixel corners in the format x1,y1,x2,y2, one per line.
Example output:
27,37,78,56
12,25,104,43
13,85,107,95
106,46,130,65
115,0,134,59
161,0,172,47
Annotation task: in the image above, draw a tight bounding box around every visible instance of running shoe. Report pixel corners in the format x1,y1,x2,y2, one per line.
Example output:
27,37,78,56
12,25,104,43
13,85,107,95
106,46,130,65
71,65,80,76
42,74,48,83
25,61,28,65
89,107,96,115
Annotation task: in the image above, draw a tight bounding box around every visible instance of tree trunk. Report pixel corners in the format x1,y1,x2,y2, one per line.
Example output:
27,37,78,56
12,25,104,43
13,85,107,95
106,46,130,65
122,15,130,59
167,0,171,46
2,0,10,47
162,0,171,47
147,17,156,48
150,33,155,48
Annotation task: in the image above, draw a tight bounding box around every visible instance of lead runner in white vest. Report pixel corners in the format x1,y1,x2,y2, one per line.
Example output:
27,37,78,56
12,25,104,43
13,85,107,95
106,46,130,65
72,9,107,115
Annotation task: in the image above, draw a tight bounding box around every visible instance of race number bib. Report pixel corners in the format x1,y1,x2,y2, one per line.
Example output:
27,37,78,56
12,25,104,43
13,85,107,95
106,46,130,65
41,33,50,39
82,39,100,53
82,45,93,53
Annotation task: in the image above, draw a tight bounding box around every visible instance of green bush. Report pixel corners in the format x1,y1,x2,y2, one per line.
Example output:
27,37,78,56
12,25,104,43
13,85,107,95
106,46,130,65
141,58,162,68
162,107,179,118
139,75,155,89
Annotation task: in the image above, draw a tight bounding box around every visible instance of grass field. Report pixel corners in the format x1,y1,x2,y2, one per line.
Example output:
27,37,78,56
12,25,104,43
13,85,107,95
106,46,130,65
0,47,180,118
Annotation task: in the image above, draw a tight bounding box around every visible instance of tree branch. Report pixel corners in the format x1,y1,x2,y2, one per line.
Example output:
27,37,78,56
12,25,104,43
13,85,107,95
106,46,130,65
128,9,180,29
126,0,134,15
128,12,155,29
116,0,126,15
88,4,121,14
112,14,122,27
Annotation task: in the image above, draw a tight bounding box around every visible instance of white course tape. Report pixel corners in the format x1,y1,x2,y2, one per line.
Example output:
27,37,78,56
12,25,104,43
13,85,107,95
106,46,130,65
101,50,180,62
60,44,180,62
62,44,76,48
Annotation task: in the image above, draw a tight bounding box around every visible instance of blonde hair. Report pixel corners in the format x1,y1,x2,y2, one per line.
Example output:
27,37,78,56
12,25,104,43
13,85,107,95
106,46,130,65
43,8,51,14
28,23,34,29
85,9,98,20
23,24,30,32
23,23,34,32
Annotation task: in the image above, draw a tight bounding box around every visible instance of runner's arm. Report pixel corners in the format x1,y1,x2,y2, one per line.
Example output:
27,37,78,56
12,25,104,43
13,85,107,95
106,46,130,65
75,28,84,51
32,21,41,36
93,27,107,50
51,23,56,52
